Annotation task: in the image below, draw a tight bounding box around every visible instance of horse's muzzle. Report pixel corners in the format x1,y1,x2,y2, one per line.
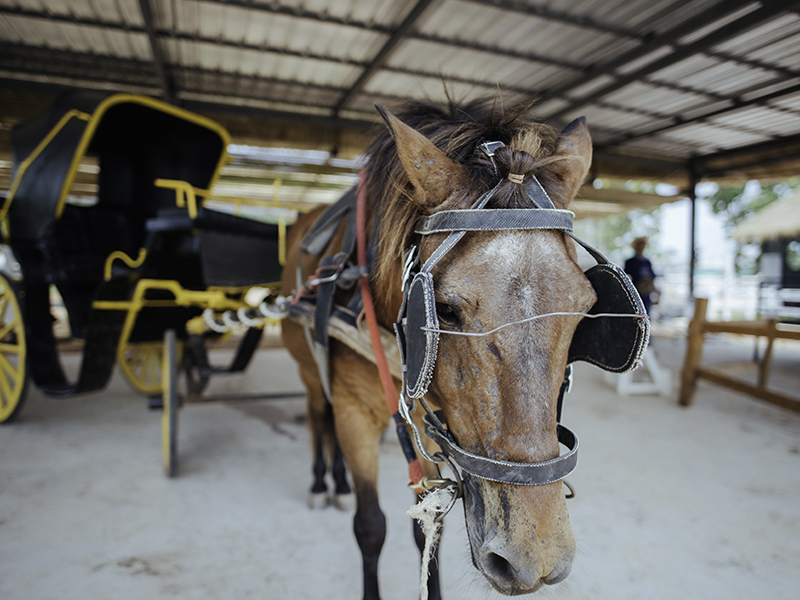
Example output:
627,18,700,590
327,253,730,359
476,539,573,595
463,473,576,595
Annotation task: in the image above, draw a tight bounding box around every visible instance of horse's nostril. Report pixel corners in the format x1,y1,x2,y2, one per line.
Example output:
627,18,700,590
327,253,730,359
484,551,515,582
481,549,541,592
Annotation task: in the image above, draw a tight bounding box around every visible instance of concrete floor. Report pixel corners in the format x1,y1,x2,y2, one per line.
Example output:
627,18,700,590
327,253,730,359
1,332,799,600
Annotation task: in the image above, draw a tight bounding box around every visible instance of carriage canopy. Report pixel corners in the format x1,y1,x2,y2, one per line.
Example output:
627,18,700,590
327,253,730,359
3,91,230,242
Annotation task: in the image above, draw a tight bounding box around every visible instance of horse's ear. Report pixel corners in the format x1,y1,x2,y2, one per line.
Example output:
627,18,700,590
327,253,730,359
375,104,468,209
555,117,593,200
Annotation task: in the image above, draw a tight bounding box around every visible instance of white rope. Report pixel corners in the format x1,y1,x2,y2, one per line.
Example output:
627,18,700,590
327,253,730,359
422,311,646,337
408,487,456,600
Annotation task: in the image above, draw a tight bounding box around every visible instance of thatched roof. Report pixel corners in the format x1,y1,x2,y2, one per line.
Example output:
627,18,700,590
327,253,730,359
732,188,800,242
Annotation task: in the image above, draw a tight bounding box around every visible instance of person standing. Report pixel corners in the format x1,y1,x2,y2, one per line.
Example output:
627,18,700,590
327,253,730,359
625,236,657,315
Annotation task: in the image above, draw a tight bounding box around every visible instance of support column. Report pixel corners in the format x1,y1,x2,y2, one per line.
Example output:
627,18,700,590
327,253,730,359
688,162,699,300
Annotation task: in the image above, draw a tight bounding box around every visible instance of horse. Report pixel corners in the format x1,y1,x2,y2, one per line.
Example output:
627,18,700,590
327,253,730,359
280,98,646,599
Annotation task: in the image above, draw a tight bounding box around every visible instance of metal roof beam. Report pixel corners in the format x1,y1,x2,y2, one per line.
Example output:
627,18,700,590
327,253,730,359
0,6,583,79
0,42,398,124
702,149,800,179
695,134,800,178
0,35,739,132
0,6,141,30
163,31,363,67
0,7,368,69
598,81,800,150
591,148,688,177
202,2,800,92
181,97,376,131
0,42,160,84
697,131,800,163
196,1,800,88
529,0,761,113
334,0,437,115
543,0,800,122
459,0,643,39
196,0,391,33
137,0,175,103
5,5,797,118
465,0,800,79
0,43,344,99
412,31,584,72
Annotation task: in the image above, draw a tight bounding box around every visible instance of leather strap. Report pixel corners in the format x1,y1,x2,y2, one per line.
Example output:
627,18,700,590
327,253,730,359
416,207,574,235
423,413,578,485
301,187,356,256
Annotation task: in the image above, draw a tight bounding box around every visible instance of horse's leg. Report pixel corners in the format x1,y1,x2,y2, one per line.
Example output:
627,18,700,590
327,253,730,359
348,441,386,599
331,349,389,600
322,396,354,511
337,407,385,600
304,368,331,509
330,433,354,510
310,426,327,505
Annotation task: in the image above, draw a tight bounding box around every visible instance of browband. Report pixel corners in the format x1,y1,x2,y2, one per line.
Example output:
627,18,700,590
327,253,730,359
416,208,575,235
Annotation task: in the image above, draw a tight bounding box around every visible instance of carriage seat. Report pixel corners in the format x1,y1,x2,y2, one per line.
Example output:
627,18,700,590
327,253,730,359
146,205,283,237
145,206,283,287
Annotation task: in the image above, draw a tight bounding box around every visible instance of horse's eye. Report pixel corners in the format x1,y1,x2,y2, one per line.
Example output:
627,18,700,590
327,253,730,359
436,302,459,326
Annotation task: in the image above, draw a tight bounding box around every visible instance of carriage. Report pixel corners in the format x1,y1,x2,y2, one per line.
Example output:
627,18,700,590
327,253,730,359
0,91,290,474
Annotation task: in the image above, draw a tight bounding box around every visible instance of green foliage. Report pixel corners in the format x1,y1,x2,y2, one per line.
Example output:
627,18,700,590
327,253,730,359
709,182,781,230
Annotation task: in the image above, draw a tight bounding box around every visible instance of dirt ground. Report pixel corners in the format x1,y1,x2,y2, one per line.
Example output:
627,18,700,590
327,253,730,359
1,331,799,600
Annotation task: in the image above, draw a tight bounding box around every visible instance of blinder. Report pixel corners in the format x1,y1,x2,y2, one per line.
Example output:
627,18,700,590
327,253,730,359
568,262,650,372
402,271,439,398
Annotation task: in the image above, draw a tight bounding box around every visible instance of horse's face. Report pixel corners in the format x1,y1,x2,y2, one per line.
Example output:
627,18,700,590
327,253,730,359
427,228,595,594
379,106,595,594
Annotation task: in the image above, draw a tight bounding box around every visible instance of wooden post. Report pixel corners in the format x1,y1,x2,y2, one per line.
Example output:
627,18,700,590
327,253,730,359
679,297,708,407
758,318,777,388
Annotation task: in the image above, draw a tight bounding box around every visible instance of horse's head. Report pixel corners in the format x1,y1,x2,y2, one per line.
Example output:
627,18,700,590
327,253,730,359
377,103,596,594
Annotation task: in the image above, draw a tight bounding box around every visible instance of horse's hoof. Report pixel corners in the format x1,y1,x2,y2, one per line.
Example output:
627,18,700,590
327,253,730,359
331,492,355,512
308,492,329,510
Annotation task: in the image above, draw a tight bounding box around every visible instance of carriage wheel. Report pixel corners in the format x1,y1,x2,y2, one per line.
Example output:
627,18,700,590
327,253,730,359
162,329,180,477
119,340,183,396
0,272,28,423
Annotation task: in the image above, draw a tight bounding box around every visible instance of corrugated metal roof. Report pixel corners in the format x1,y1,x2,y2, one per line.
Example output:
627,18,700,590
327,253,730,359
1,0,800,203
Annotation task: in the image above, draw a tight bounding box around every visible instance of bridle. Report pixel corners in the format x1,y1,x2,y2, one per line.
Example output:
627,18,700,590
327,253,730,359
390,141,649,516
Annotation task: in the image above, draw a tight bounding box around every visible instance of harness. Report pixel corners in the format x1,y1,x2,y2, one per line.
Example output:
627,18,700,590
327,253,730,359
290,141,649,515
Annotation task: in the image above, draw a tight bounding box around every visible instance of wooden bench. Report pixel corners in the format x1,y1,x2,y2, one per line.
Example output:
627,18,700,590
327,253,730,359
679,297,800,413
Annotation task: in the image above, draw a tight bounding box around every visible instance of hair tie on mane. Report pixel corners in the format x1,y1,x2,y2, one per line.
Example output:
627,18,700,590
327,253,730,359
507,173,524,184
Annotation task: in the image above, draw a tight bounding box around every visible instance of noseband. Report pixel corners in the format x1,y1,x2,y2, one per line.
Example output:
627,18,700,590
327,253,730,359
395,141,649,497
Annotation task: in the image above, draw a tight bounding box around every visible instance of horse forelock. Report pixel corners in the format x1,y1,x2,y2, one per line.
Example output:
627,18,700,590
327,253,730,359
367,98,564,307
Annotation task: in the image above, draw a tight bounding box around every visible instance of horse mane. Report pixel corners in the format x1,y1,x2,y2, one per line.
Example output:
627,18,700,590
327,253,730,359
365,97,573,305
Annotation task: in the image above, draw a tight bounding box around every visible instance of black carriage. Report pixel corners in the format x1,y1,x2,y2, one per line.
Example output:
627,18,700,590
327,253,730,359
0,91,287,474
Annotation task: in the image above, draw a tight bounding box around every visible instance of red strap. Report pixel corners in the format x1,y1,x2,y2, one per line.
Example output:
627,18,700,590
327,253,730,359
355,171,423,487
